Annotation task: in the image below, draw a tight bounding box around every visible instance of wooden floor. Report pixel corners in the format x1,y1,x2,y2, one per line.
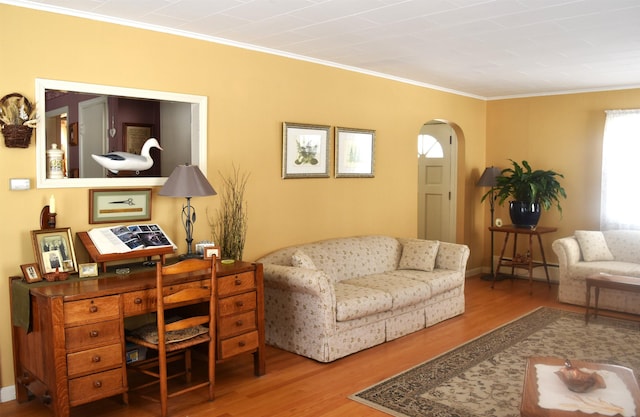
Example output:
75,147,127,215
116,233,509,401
2,275,634,417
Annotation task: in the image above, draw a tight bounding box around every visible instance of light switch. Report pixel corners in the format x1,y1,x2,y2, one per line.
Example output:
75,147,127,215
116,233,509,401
10,178,31,190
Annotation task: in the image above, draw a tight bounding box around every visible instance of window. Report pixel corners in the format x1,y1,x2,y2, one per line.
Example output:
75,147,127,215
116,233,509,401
601,109,640,230
417,134,443,158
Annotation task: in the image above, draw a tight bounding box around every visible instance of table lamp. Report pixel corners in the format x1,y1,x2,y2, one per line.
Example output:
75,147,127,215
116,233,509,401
477,166,501,280
159,164,216,258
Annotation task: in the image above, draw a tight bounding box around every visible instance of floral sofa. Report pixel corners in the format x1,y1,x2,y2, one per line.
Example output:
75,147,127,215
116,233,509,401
552,230,640,315
256,235,470,362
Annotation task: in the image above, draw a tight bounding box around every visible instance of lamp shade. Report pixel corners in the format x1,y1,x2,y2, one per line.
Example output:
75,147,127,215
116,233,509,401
477,166,501,187
159,164,217,197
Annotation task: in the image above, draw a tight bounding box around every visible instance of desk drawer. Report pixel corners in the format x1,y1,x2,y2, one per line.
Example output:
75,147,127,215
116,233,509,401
218,311,256,338
218,272,255,296
219,330,259,359
122,289,155,316
65,319,121,351
218,292,256,317
67,343,122,377
68,367,124,405
64,295,120,326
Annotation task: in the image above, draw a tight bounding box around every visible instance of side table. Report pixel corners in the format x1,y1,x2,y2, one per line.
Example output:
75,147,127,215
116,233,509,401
585,274,640,323
489,224,557,294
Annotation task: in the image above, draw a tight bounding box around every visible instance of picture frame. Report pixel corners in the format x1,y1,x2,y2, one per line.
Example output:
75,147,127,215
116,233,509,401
203,245,221,260
123,123,153,154
335,127,375,178
79,262,99,278
21,263,42,283
89,188,152,224
69,122,78,146
282,122,331,178
31,228,78,274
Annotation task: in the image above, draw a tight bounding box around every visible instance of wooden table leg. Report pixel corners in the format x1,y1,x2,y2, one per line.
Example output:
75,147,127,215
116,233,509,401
585,280,592,323
493,232,511,288
536,233,552,288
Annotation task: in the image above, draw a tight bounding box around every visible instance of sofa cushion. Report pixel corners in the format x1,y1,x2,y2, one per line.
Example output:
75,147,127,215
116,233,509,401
603,230,640,263
398,240,439,271
291,249,316,269
342,274,431,310
334,282,393,321
390,269,463,297
575,230,614,261
568,261,640,280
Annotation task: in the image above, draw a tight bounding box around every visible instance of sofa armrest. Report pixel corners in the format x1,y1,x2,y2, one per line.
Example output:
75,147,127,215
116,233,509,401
435,242,470,272
552,236,582,269
262,263,335,299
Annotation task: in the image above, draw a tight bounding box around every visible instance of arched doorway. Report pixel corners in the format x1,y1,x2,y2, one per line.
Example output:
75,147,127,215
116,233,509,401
417,120,458,242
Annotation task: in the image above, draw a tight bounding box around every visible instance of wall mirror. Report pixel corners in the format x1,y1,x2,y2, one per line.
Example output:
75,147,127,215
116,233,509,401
35,78,208,189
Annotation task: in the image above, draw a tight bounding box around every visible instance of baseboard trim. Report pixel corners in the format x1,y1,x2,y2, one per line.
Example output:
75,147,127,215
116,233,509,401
0,385,16,403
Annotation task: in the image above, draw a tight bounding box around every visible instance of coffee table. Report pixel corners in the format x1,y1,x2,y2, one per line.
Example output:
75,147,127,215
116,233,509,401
585,274,640,323
521,357,640,417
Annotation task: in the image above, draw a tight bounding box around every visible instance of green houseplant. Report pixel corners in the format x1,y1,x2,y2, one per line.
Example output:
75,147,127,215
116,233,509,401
482,159,567,228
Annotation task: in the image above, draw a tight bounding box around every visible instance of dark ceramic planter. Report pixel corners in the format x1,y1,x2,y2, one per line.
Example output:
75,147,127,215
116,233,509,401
509,201,541,228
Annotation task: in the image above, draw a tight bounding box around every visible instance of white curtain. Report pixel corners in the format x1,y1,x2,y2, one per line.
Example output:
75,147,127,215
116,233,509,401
601,109,640,230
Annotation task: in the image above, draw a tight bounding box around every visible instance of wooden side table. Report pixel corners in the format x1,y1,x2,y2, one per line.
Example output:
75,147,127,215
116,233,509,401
585,274,640,323
489,224,557,294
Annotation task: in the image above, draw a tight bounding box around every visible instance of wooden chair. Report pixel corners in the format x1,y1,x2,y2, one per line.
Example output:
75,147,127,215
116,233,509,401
126,257,216,417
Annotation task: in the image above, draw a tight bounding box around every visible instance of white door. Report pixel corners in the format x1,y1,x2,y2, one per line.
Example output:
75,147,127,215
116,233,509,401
79,96,108,178
417,122,457,242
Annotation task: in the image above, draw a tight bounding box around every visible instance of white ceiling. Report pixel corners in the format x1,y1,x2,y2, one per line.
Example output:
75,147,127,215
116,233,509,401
7,0,640,99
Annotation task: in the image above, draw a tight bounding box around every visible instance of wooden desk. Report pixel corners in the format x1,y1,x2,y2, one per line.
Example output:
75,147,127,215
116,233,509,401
521,357,640,417
10,260,265,417
489,225,557,294
585,274,640,323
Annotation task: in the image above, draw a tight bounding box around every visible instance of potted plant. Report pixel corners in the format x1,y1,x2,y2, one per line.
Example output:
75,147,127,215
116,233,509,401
208,166,249,261
482,159,567,228
0,93,37,148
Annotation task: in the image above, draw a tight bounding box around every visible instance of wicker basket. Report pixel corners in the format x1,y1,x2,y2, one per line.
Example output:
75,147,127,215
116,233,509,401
1,93,34,148
1,124,33,148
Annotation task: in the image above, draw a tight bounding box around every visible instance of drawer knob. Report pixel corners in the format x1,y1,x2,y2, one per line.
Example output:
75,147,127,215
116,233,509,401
89,305,98,313
90,330,99,338
236,320,244,327
92,356,101,363
94,380,102,388
234,279,242,286
236,301,244,307
238,341,246,347
134,298,142,304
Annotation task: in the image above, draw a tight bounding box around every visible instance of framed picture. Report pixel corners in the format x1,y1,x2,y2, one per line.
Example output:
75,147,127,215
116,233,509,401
21,263,42,283
203,245,221,260
79,263,99,278
69,122,78,146
123,123,153,154
335,127,375,178
282,122,330,178
89,188,152,224
31,228,78,274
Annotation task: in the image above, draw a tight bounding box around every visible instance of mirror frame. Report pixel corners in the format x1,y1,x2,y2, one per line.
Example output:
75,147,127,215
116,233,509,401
35,78,208,189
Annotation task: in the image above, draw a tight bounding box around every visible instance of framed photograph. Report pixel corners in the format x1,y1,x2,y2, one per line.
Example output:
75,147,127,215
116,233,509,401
31,228,78,274
282,122,331,178
21,263,42,283
335,127,375,178
203,245,221,260
123,123,153,154
69,122,78,146
79,263,99,278
89,188,152,224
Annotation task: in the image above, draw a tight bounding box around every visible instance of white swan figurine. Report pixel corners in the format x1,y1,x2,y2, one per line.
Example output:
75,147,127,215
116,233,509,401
92,138,163,174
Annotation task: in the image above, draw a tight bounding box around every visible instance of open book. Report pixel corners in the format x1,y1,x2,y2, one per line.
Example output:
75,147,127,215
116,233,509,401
87,224,177,255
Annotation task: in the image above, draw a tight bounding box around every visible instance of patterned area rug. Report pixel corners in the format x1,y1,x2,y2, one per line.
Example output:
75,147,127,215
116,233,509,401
351,307,640,417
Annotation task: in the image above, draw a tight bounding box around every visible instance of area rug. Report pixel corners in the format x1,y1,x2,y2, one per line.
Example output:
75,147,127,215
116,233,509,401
351,307,640,417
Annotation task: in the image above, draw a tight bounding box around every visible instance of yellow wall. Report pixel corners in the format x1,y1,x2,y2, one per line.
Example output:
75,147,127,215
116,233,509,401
1,5,488,389
486,89,640,257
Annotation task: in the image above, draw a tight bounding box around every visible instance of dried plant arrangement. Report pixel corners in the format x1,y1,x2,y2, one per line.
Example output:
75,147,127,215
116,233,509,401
208,165,249,261
0,93,38,148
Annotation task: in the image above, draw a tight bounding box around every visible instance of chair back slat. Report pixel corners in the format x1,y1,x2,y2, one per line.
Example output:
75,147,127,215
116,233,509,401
163,287,210,305
165,315,209,332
